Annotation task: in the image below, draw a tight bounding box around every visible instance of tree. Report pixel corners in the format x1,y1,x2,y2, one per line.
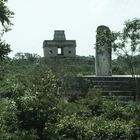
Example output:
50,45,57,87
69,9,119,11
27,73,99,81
112,18,140,100
14,52,41,63
0,0,14,60
113,18,140,75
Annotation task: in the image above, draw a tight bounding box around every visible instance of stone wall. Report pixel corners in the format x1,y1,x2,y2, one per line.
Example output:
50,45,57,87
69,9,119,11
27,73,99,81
43,30,76,57
43,46,58,57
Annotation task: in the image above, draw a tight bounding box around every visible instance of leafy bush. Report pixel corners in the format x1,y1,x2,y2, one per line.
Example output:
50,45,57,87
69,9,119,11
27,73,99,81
44,114,139,140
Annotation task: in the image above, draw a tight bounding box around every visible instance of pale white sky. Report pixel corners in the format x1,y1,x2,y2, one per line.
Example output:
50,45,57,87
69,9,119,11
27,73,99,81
3,0,140,57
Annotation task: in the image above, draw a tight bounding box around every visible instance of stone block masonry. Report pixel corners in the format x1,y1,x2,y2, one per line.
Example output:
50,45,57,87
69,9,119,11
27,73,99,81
43,30,76,57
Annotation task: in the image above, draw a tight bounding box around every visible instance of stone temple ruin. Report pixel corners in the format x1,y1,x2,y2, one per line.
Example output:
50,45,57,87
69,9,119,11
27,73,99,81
43,30,76,57
43,28,112,76
43,27,139,100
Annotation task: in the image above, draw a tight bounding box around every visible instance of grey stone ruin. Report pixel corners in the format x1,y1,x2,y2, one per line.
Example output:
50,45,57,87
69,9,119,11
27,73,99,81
95,25,112,76
43,30,76,57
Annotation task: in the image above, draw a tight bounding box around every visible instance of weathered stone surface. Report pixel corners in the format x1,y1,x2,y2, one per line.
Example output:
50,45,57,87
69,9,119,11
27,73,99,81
53,30,66,40
95,25,112,76
43,30,76,57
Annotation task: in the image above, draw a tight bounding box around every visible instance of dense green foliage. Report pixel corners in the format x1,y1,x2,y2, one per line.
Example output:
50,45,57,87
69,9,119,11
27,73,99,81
0,57,140,139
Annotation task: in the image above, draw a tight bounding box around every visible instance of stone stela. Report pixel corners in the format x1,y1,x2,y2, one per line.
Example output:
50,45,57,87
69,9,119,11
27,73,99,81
43,30,76,57
95,25,112,76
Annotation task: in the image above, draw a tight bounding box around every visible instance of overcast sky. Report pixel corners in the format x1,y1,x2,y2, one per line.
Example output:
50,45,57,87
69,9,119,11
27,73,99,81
4,0,140,57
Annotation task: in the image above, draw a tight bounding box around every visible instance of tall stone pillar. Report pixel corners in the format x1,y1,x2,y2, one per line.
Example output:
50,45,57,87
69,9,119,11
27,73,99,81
95,25,112,76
